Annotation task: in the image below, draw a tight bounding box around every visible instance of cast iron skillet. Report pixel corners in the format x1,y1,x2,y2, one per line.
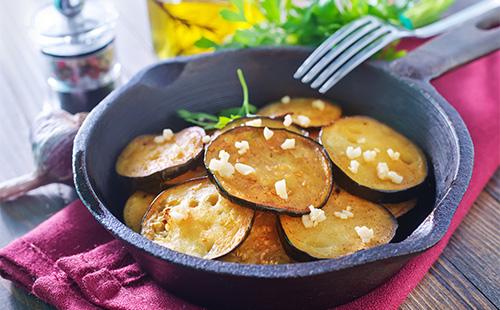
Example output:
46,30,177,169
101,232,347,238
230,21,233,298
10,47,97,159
73,11,499,309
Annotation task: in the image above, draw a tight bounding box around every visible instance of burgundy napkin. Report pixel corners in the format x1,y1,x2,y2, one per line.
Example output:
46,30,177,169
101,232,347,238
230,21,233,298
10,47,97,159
0,44,498,309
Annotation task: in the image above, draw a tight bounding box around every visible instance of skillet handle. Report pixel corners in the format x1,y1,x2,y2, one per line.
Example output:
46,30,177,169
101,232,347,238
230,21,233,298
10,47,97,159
390,7,500,81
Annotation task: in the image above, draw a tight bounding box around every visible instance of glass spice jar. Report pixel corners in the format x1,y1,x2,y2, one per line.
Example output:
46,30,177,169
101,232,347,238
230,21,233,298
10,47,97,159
33,0,120,113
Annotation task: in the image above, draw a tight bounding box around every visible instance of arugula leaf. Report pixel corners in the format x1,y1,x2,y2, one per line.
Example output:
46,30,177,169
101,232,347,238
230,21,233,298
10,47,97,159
220,0,247,22
194,37,219,49
177,69,254,129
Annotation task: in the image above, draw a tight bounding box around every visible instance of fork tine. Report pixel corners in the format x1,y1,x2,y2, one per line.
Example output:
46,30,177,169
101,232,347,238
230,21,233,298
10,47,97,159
300,20,382,84
293,16,376,79
310,27,391,89
318,33,397,93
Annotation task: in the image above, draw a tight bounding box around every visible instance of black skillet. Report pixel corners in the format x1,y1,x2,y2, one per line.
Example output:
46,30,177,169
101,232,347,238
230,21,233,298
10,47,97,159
73,10,500,309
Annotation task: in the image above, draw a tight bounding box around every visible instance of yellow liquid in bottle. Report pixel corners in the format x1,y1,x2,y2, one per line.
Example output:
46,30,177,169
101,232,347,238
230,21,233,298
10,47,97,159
147,0,260,58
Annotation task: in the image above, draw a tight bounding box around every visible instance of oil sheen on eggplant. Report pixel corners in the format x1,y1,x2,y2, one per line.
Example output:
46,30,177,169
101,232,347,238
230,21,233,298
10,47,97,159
116,126,205,181
221,211,293,264
279,188,397,260
258,97,342,128
204,126,333,215
141,178,254,259
320,116,427,202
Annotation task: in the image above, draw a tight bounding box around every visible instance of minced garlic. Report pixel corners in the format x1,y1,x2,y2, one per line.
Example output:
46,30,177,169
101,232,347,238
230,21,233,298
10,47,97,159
275,179,288,200
348,160,360,173
312,99,325,110
387,148,400,160
235,163,256,176
355,226,374,243
363,150,377,162
346,146,362,159
263,127,274,140
235,140,250,155
281,96,291,104
296,115,311,127
245,119,262,127
280,138,296,150
302,205,326,228
283,114,293,127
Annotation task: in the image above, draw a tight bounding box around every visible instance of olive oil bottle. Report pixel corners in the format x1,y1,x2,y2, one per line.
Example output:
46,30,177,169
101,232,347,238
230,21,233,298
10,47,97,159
147,0,260,58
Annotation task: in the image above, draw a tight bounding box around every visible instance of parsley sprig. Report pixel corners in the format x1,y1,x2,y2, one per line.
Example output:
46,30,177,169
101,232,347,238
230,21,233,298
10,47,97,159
177,69,256,129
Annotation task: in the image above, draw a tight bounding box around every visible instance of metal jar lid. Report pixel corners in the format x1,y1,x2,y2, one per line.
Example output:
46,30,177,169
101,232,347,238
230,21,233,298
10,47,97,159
33,0,118,57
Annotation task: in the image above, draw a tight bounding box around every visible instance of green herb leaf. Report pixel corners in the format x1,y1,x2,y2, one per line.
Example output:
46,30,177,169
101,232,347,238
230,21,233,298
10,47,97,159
194,37,219,49
177,69,254,130
220,9,246,22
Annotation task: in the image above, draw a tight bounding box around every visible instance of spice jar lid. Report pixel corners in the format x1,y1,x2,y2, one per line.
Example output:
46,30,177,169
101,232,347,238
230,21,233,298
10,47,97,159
33,0,118,57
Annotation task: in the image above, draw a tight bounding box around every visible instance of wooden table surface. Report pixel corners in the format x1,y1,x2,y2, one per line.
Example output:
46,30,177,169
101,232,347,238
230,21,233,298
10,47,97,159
0,0,498,309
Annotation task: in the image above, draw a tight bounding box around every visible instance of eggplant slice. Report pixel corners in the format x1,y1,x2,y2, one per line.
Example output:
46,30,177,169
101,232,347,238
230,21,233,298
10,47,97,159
141,178,254,259
279,188,397,260
221,211,293,265
320,116,427,203
257,97,342,128
383,199,417,218
123,191,155,233
204,126,333,215
116,126,205,182
162,164,207,187
216,116,307,136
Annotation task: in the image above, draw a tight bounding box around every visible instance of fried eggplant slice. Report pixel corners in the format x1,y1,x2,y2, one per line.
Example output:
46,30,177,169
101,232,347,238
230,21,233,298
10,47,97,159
320,116,427,203
383,199,417,218
123,191,155,233
258,97,342,128
116,126,205,182
141,178,254,259
279,188,397,260
221,211,293,264
204,126,333,215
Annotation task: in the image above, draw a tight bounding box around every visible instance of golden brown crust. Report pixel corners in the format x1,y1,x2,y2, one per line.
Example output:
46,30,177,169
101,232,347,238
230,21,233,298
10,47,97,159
141,178,254,259
204,126,333,215
258,98,342,128
221,211,293,264
280,189,397,259
123,191,155,233
116,126,205,178
320,116,427,192
383,199,417,218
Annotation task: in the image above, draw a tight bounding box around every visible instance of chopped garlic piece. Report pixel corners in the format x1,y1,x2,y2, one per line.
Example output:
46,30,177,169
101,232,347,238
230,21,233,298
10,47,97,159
263,127,274,140
363,150,377,162
209,150,234,177
202,135,211,144
387,148,400,160
153,136,165,144
334,207,354,219
349,160,360,173
275,179,288,200
283,114,293,127
281,96,291,104
219,150,230,162
388,171,403,184
162,129,174,141
377,162,389,180
280,138,296,150
235,163,255,175
355,226,374,243
312,99,325,110
374,148,381,153
296,115,311,127
245,119,262,127
346,146,362,159
357,137,366,144
302,205,326,228
234,140,250,155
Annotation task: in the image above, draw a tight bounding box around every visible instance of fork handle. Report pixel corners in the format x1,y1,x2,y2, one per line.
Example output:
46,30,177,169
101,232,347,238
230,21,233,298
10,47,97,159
390,7,500,80
413,0,500,38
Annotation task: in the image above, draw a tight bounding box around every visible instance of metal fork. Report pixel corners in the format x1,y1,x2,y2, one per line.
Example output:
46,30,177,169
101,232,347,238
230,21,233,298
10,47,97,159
294,0,500,93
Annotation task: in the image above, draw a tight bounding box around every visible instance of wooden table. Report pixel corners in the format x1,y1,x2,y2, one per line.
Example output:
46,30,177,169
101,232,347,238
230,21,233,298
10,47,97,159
0,0,498,308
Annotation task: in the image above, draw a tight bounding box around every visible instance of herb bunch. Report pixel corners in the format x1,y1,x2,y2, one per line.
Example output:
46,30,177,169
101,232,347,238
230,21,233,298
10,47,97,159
177,69,256,129
196,0,454,59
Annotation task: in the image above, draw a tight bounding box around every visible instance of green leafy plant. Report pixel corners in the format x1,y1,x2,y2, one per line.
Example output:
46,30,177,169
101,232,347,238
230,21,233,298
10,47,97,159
195,0,454,58
177,69,256,129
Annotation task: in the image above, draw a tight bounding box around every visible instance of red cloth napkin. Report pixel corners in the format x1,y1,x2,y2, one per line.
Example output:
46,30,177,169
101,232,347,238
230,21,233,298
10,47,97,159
0,46,498,309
